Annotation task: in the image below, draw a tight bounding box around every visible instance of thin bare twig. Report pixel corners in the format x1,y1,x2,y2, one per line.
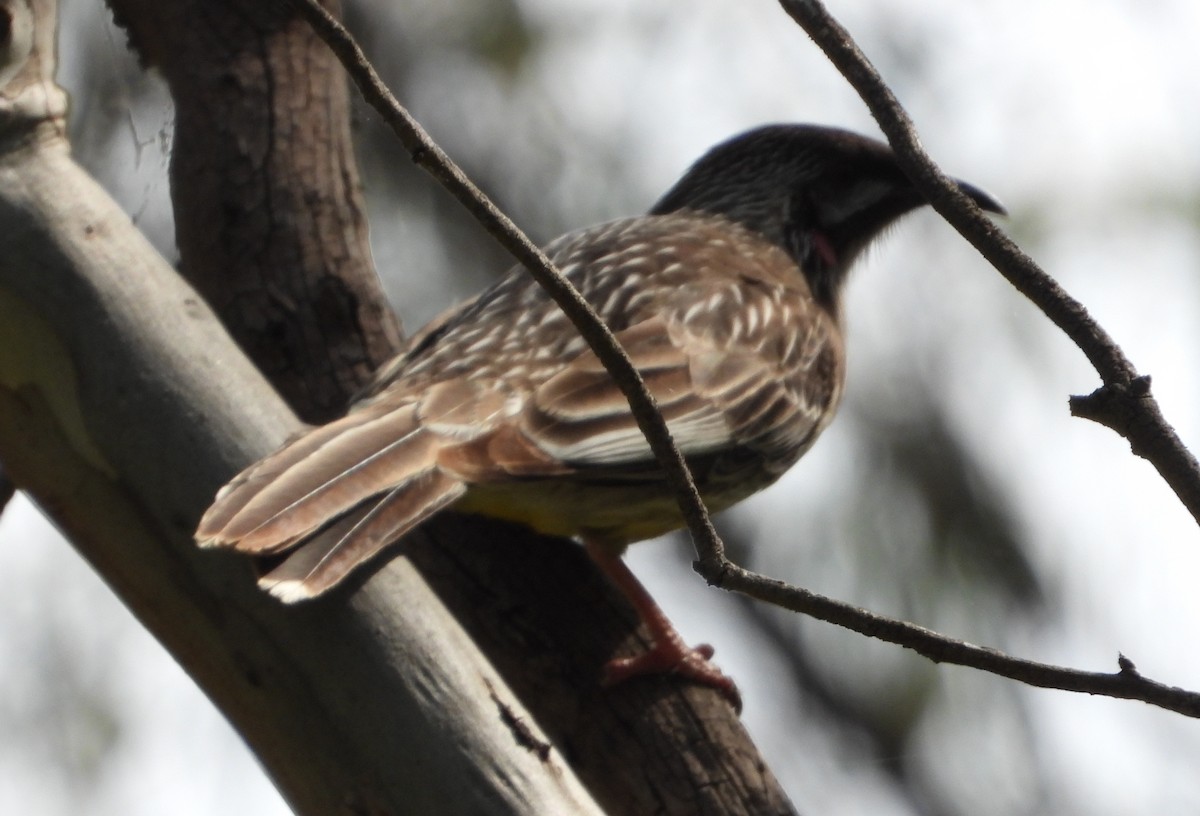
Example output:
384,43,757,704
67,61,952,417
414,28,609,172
707,560,1200,718
777,0,1200,526
290,0,1200,720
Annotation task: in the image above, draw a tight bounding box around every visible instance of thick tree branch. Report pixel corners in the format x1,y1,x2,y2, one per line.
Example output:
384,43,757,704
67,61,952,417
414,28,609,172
777,0,1200,525
0,2,604,814
113,0,403,423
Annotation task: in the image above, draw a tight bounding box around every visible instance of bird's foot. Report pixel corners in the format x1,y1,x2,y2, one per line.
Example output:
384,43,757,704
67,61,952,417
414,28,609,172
584,538,743,711
602,637,742,711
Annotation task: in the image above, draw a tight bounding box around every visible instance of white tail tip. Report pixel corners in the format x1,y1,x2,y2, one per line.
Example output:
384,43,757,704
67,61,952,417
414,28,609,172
261,578,317,604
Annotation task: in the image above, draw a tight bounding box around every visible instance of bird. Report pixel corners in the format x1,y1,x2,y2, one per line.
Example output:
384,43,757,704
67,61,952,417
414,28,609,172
196,123,1004,706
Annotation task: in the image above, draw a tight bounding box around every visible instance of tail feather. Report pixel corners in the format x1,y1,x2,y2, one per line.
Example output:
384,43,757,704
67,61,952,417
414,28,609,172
227,418,436,553
196,417,358,544
199,404,433,554
196,405,403,543
259,469,467,601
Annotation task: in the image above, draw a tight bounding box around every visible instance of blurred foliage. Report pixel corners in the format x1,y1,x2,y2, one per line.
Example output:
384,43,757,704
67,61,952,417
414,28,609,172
715,373,1046,815
854,392,1044,610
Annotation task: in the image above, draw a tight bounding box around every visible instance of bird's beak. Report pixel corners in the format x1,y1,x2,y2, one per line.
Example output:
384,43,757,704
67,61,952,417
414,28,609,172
954,178,1006,216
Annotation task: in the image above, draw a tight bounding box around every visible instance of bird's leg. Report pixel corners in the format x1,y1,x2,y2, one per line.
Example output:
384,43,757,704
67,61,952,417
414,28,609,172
584,539,741,710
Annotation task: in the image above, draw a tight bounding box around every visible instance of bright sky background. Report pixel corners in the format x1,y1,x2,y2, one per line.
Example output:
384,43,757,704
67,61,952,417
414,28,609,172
3,0,1200,814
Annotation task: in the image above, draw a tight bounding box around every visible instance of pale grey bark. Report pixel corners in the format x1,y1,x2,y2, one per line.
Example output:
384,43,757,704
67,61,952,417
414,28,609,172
0,2,602,813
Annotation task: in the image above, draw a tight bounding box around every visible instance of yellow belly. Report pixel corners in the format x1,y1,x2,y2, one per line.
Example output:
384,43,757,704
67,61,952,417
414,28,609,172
451,474,764,552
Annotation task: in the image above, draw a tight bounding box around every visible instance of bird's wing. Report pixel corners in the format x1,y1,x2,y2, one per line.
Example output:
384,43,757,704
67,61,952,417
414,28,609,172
528,316,736,466
436,281,840,485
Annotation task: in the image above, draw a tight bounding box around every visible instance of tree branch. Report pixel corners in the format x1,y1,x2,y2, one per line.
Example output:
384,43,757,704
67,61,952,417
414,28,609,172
0,2,604,813
706,559,1200,718
114,0,404,423
776,0,1200,526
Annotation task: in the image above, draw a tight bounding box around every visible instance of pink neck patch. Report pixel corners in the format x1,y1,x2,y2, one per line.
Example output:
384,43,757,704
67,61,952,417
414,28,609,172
811,230,839,269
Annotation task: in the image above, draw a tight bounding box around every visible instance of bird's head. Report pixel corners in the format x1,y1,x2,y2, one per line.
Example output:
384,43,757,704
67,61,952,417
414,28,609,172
650,124,1005,307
